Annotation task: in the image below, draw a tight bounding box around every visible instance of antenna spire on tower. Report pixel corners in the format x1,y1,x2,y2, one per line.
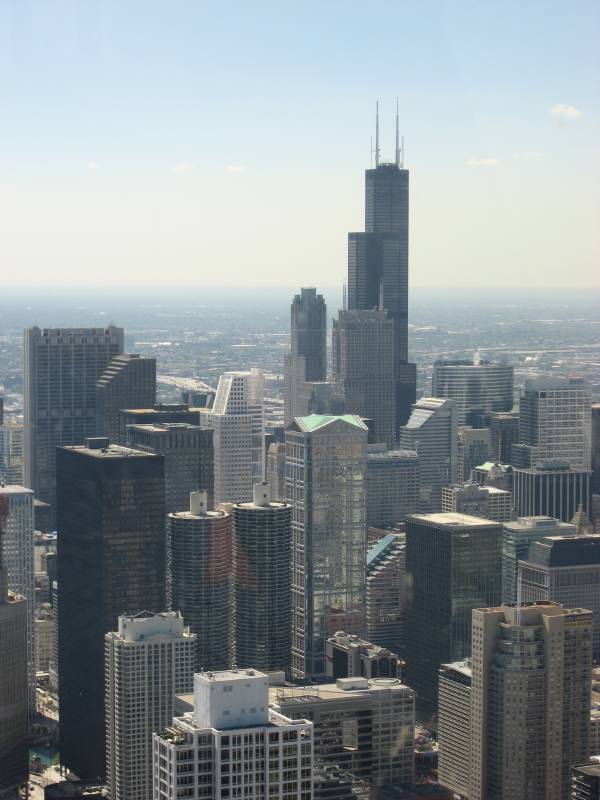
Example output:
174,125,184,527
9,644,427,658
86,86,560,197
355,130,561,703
375,101,380,167
395,97,400,167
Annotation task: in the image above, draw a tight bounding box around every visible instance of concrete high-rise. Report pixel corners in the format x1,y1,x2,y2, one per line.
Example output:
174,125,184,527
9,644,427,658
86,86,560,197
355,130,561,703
431,358,514,427
286,414,368,679
232,482,292,674
332,309,396,447
127,422,214,512
365,445,418,528
24,326,124,525
167,492,232,672
0,493,29,799
520,533,600,660
206,370,264,505
153,669,314,800
513,376,592,470
470,602,592,800
441,481,512,523
56,438,165,781
284,287,327,426
513,460,591,521
0,486,35,717
347,107,416,429
398,397,458,513
501,515,576,603
105,611,195,800
96,353,156,441
405,512,502,712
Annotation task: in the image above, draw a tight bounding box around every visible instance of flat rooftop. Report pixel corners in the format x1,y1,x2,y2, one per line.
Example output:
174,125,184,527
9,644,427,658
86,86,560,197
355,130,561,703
410,512,501,528
0,485,34,495
62,443,156,459
268,677,411,706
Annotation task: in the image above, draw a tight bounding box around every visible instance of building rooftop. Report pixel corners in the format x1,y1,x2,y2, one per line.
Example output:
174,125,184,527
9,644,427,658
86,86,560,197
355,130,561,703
367,532,404,567
524,534,600,567
126,422,206,434
572,763,600,778
293,413,368,433
62,439,157,458
409,512,501,528
0,485,34,495
269,677,412,706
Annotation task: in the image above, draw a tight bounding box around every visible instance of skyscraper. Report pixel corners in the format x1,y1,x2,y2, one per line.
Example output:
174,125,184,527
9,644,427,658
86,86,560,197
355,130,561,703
470,602,592,800
0,417,24,486
127,422,214,512
592,403,600,494
398,397,458,513
24,326,124,526
489,411,519,463
56,438,165,780
347,104,416,429
431,358,514,427
286,413,368,679
365,445,418,528
95,353,156,441
437,660,472,799
519,533,600,660
0,492,29,799
513,460,591,521
153,669,314,800
206,370,264,505
232,482,292,674
284,288,327,424
405,512,502,712
456,426,493,483
0,486,35,716
441,481,513,522
167,492,232,671
266,441,286,501
513,376,592,470
105,611,195,800
332,309,396,447
366,532,406,655
117,403,203,445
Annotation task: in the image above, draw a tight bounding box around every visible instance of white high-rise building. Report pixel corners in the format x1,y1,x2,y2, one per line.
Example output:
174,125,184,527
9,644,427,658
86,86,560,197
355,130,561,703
152,668,314,800
0,485,36,716
105,611,195,800
206,370,264,504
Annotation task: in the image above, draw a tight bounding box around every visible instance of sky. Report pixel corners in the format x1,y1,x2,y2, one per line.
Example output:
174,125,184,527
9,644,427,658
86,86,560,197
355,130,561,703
0,0,599,289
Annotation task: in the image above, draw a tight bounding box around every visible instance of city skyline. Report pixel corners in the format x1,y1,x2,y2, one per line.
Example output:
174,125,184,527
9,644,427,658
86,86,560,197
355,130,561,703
1,1,598,290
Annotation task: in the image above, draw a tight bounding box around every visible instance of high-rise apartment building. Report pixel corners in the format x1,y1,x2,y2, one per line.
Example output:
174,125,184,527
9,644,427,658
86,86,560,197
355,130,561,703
431,358,514,427
501,515,576,603
105,611,195,800
457,426,493,484
167,492,232,672
56,438,165,781
232,482,292,674
284,287,327,426
366,445,418,528
513,376,592,470
206,370,264,505
153,669,314,800
127,422,214,512
366,532,406,655
470,602,592,800
519,533,600,660
0,486,35,716
271,676,415,792
347,108,416,429
398,397,458,513
441,481,512,522
332,309,396,448
24,326,124,525
437,660,472,799
405,512,502,712
513,460,591,521
0,494,29,799
286,414,368,679
96,354,156,441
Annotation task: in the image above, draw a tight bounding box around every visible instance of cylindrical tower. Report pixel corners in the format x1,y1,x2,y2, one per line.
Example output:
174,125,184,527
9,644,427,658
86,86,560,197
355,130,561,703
232,482,292,674
168,492,232,671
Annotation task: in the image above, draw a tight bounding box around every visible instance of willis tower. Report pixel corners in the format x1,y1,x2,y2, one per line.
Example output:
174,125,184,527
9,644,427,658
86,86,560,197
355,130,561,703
347,102,416,429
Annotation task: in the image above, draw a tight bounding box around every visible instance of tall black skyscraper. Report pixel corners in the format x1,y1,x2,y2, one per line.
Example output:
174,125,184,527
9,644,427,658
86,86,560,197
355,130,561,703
284,287,327,424
347,103,416,429
56,438,165,781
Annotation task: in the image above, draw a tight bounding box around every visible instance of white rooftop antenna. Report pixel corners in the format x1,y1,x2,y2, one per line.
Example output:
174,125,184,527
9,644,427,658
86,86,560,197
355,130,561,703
375,101,380,167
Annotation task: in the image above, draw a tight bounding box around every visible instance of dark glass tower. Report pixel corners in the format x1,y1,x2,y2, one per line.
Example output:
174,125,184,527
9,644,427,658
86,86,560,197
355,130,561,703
290,287,327,382
347,106,416,430
56,438,165,781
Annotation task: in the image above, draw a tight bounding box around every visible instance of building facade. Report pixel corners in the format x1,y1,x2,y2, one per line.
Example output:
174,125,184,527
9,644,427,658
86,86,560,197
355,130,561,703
366,532,406,655
286,414,368,679
437,661,472,800
24,326,124,526
405,512,502,713
105,611,195,800
398,398,458,513
366,445,418,528
56,438,165,781
96,354,156,441
513,460,591,521
232,482,292,674
153,669,314,800
167,492,232,672
457,426,493,484
441,481,512,523
431,358,514,427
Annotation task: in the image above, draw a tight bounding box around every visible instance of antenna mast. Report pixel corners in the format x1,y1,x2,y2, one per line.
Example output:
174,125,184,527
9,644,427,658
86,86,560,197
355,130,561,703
375,101,380,167
395,98,400,167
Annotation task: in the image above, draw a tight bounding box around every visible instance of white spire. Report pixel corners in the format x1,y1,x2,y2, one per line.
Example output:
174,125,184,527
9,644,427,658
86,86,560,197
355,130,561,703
375,101,380,167
395,97,400,167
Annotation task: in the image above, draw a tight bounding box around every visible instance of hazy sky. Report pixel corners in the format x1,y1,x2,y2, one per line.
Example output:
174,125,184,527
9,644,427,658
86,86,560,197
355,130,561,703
0,1,599,289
